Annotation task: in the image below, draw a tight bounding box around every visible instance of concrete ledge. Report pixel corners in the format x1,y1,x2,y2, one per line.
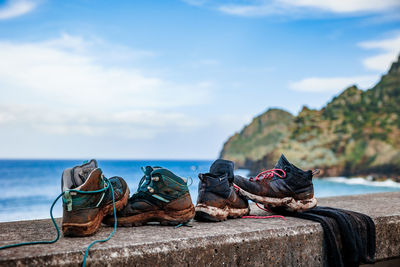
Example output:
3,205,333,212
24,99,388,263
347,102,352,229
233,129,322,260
1,192,400,266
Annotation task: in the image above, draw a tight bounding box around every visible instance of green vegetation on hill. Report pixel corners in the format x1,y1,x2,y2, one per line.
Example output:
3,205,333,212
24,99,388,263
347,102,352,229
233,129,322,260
220,108,294,168
220,56,400,180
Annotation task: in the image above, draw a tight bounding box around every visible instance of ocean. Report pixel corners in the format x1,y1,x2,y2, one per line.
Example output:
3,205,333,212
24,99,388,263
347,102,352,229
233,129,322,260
1,159,399,222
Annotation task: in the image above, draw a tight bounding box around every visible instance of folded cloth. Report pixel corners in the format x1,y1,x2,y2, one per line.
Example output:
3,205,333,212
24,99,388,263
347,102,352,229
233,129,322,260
275,206,376,267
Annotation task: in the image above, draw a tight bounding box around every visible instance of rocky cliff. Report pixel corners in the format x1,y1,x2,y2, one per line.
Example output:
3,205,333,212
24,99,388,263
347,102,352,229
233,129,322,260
220,56,400,180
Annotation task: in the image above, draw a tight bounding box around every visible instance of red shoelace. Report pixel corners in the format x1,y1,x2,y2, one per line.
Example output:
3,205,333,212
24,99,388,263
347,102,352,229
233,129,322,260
235,168,287,221
250,168,286,182
242,203,286,220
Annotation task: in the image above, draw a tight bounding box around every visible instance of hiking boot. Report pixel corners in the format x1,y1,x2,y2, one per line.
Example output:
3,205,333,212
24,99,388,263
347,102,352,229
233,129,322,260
103,166,195,226
195,159,249,222
233,155,317,211
61,160,130,236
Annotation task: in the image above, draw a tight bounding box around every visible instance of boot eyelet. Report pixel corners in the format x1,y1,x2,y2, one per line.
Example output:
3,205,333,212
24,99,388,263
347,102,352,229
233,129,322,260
148,186,154,193
152,176,159,181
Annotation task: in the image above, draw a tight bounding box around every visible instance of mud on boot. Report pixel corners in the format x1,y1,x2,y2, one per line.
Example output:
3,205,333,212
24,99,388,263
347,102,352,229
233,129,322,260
103,166,195,226
233,155,317,212
195,159,249,222
61,160,130,237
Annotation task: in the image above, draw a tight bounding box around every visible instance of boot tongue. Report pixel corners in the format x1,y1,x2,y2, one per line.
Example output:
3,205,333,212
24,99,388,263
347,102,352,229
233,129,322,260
274,154,291,169
210,159,234,182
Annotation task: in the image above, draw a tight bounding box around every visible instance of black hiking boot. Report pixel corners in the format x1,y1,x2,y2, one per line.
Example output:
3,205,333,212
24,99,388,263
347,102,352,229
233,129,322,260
233,155,317,211
195,159,249,222
61,160,130,236
103,166,195,226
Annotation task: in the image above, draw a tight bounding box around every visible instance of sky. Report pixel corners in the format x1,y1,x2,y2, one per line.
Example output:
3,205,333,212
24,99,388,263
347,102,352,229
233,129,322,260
0,0,399,160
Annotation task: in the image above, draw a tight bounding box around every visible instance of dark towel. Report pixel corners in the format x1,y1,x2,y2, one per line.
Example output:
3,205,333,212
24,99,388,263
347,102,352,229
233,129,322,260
275,206,376,267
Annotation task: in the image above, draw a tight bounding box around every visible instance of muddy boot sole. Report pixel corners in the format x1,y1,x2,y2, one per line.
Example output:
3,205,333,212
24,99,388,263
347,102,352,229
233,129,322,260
62,188,130,237
194,204,249,222
233,184,317,211
103,204,195,227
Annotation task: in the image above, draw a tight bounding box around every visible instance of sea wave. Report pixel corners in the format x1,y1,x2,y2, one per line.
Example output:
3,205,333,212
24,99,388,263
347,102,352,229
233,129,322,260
235,169,250,177
0,204,62,222
324,177,400,188
0,184,59,199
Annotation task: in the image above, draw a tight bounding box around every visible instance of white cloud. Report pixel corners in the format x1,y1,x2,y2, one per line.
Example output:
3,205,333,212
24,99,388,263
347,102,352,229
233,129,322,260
0,34,210,139
219,6,269,17
288,33,400,93
359,33,400,72
0,105,200,139
181,0,209,7
218,2,284,17
216,0,400,17
280,0,400,13
0,0,37,19
289,75,379,93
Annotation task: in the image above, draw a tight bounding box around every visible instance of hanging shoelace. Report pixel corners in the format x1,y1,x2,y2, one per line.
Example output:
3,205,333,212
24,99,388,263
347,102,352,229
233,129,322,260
0,177,118,267
242,203,287,220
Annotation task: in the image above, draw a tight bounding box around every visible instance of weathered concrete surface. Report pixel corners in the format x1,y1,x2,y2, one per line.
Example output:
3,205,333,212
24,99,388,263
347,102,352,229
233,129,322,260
0,192,399,266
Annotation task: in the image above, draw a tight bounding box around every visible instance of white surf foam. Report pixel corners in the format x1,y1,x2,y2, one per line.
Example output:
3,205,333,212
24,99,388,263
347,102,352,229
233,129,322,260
235,169,250,177
324,177,400,188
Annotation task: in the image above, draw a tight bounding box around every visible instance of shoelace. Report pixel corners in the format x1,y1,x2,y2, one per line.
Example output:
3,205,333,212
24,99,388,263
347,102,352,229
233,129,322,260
175,222,193,228
249,168,286,182
242,203,286,220
0,178,117,267
235,169,287,221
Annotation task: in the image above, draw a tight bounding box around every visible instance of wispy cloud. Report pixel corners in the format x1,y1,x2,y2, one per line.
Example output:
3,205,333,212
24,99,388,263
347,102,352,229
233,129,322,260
187,0,400,17
289,32,400,93
359,33,400,72
0,0,38,20
218,1,286,17
0,105,200,139
181,0,209,7
288,75,378,93
280,0,400,13
0,34,210,139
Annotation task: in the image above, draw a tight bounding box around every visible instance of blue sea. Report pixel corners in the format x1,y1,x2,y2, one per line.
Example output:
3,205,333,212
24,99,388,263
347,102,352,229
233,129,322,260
1,159,399,222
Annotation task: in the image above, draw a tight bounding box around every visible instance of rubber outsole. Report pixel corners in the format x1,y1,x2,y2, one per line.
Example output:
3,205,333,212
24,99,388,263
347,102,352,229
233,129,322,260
62,188,130,237
194,204,249,222
102,204,196,227
233,183,317,211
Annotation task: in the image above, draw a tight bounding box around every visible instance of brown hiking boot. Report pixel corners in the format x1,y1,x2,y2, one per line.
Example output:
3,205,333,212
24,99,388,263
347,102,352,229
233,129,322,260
103,166,195,226
233,155,317,211
61,160,129,236
195,159,249,222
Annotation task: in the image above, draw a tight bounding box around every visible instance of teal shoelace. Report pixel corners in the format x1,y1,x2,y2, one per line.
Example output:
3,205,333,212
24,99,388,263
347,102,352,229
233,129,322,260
0,178,118,267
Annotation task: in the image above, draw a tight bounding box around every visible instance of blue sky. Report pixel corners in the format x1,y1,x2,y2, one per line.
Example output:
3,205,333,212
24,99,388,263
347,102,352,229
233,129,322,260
0,0,399,159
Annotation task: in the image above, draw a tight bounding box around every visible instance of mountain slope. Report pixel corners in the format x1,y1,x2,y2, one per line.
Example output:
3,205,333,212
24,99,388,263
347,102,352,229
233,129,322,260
220,108,294,168
220,56,400,180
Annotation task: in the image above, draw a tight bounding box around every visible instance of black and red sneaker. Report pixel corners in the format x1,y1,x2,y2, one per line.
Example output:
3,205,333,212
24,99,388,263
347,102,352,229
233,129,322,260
233,155,317,211
195,159,249,222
